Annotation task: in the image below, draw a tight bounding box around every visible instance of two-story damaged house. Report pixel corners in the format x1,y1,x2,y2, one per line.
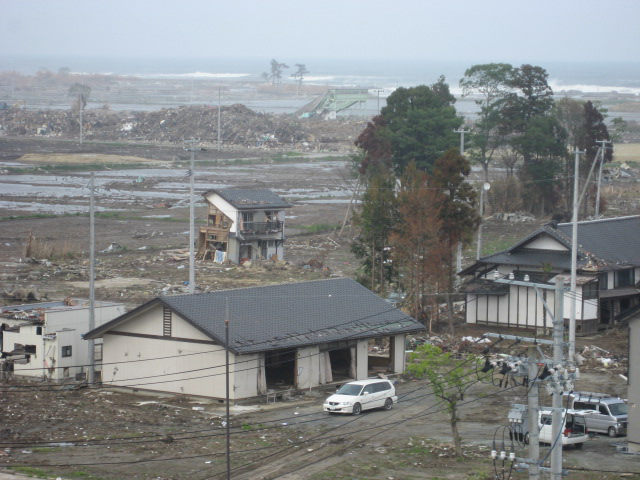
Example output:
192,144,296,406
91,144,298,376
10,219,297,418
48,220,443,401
0,299,124,381
198,188,292,264
461,216,640,334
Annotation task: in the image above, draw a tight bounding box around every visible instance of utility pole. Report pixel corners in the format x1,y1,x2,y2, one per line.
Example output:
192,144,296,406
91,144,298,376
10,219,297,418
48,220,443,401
550,275,565,480
79,73,84,145
217,88,222,151
490,274,575,479
569,149,582,363
373,89,383,115
527,345,540,480
476,182,490,260
595,140,611,218
225,297,231,480
88,173,95,384
454,127,469,155
186,138,197,294
454,127,469,277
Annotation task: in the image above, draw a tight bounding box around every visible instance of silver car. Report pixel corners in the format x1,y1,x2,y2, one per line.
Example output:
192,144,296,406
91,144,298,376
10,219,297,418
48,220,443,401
323,379,397,415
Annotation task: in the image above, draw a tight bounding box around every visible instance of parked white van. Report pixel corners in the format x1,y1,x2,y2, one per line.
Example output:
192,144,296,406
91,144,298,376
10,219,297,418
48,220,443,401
568,392,627,437
323,379,397,415
516,409,589,448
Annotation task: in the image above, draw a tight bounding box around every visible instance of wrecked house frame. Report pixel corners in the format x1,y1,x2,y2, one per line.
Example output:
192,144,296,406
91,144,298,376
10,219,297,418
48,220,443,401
84,278,424,400
461,216,640,335
0,299,125,381
197,188,292,264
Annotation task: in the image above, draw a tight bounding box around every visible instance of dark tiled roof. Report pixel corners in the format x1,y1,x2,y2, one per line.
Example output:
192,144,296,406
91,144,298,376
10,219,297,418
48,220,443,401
461,216,640,276
476,249,573,270
465,279,509,295
556,216,640,267
205,188,292,210
86,278,423,355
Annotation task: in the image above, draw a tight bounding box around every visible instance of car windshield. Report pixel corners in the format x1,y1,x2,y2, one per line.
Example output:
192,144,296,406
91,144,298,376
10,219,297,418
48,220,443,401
336,384,363,396
608,403,628,416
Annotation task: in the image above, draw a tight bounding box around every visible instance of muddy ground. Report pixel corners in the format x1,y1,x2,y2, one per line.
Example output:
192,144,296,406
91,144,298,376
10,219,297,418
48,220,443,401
0,327,634,480
0,134,639,479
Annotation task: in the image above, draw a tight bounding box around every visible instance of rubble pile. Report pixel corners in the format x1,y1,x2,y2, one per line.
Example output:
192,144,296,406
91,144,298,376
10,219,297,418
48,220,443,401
577,344,627,373
0,105,363,151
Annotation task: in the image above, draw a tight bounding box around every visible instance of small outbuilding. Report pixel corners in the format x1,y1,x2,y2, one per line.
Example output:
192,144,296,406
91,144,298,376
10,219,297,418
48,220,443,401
1,299,125,381
84,278,425,400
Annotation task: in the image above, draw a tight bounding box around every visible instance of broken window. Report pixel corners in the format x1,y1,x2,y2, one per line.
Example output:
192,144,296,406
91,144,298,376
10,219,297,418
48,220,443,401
62,346,72,357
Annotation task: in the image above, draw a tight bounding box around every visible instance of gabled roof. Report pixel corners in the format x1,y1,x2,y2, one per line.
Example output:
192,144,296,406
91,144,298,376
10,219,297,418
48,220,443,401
461,216,640,276
85,278,423,355
555,216,640,266
203,188,292,210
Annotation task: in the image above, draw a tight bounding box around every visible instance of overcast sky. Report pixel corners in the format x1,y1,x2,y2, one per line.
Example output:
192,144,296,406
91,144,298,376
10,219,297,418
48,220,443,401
2,0,639,64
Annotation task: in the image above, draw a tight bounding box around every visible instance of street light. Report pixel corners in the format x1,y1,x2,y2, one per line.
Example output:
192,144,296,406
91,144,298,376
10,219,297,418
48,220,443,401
476,182,491,260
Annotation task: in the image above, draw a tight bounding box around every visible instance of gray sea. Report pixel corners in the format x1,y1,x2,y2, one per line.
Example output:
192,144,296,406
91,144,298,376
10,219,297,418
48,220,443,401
2,55,639,120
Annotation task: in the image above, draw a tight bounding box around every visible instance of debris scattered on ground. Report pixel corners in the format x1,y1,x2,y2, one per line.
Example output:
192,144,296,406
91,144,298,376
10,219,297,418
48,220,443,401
0,105,364,152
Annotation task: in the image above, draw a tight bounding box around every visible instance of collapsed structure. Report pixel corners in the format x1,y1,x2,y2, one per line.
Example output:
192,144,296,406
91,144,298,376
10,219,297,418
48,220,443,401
197,188,292,264
0,299,124,380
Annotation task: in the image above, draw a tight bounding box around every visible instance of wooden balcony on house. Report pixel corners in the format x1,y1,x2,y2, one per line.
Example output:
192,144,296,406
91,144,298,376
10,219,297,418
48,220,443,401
239,221,284,236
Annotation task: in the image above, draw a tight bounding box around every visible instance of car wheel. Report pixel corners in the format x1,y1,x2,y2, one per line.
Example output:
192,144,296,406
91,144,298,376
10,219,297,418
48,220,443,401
524,433,530,445
383,398,393,410
352,403,362,415
608,427,617,438
575,442,584,449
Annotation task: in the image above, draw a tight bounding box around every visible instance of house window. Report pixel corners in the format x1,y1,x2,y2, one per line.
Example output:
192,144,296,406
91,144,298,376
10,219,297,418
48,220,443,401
242,212,254,223
615,268,635,288
36,326,43,335
62,346,72,357
24,344,36,354
94,343,103,362
599,273,608,291
583,281,598,299
163,307,172,337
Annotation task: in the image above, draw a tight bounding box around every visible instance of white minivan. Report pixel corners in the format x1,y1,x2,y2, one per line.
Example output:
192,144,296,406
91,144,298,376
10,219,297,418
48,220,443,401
323,379,397,415
516,409,589,448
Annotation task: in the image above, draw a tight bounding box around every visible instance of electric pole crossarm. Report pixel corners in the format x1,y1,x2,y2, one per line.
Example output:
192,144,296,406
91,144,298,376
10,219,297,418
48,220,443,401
494,277,568,291
483,332,555,346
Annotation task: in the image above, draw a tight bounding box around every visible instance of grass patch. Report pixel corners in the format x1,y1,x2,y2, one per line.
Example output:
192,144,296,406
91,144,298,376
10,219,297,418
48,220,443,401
10,466,50,478
68,472,97,478
24,235,82,260
612,143,640,164
0,213,76,222
31,447,61,453
296,223,340,234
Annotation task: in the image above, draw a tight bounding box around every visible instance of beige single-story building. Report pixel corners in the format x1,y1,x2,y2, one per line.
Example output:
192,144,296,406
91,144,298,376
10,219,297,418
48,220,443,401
84,278,424,400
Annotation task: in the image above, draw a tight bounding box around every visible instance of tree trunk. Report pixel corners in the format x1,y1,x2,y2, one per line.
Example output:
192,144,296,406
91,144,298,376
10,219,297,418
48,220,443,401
446,247,455,335
371,238,375,291
450,399,463,457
